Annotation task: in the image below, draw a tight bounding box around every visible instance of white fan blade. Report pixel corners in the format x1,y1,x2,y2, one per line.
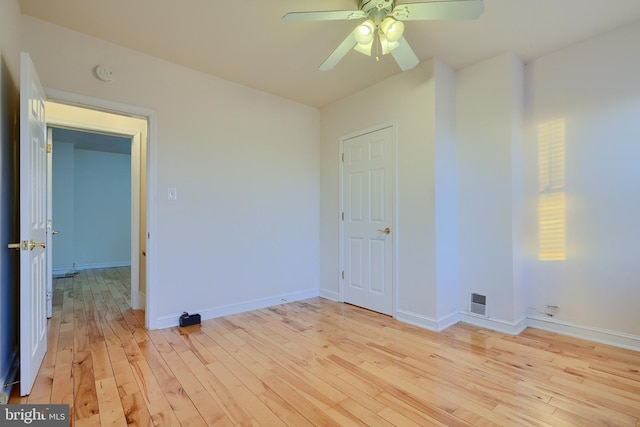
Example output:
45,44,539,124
283,10,366,22
319,32,358,71
390,37,420,71
392,0,484,21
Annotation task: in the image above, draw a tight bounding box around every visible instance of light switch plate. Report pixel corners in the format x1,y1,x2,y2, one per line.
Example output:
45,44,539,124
168,187,177,200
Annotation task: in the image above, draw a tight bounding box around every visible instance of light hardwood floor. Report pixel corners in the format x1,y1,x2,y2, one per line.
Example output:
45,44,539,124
10,267,640,426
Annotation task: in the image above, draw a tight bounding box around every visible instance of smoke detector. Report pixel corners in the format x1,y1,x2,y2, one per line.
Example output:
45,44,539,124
94,65,114,82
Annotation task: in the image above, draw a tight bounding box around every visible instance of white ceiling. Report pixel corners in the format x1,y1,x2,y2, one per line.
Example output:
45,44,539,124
18,0,640,108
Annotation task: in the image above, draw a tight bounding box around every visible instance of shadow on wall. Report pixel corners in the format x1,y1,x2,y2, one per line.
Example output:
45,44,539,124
0,54,20,399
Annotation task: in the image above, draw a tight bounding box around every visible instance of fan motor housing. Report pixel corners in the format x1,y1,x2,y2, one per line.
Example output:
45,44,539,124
360,0,394,14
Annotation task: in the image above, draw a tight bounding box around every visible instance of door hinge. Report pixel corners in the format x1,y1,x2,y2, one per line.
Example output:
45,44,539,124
341,212,344,221
46,291,52,301
341,271,344,279
341,153,344,162
46,143,52,153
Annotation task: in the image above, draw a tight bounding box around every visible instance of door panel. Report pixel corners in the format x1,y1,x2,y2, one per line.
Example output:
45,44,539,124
19,52,48,396
343,126,394,315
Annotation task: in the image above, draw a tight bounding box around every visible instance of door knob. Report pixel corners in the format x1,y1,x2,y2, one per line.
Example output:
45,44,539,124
29,241,46,251
52,230,60,235
8,240,46,250
377,227,391,235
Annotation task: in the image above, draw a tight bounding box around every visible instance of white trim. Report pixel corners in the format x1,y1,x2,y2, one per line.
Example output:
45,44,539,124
396,309,460,332
46,89,153,120
133,291,146,310
527,315,640,352
155,288,320,330
43,89,157,329
130,132,141,309
74,261,131,270
319,288,340,302
459,312,528,335
395,308,640,351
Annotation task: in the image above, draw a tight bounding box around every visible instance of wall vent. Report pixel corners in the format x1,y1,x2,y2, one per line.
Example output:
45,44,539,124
470,293,487,317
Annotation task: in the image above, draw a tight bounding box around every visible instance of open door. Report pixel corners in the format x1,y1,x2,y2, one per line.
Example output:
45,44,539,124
17,52,48,396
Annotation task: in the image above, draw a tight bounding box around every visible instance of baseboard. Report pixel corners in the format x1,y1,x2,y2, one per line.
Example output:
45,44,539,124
74,261,131,270
396,309,460,332
459,312,528,335
131,290,146,310
1,350,19,404
52,268,76,276
319,288,340,302
155,288,320,330
527,315,640,352
155,292,640,351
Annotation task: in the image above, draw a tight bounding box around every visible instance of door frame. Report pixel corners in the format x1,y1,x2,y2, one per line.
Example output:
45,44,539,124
338,122,398,316
45,89,157,330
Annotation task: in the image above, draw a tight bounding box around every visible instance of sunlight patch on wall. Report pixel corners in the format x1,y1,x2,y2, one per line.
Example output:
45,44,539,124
538,119,566,261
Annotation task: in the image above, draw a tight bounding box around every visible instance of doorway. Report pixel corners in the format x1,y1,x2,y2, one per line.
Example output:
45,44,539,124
46,101,148,313
50,127,134,297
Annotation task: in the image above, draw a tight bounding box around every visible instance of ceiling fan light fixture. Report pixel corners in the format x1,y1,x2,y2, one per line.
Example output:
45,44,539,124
379,35,400,55
354,19,376,45
354,40,373,56
380,16,404,43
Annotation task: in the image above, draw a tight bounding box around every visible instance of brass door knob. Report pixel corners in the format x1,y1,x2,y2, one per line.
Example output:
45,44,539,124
29,241,46,251
7,240,45,250
377,227,391,235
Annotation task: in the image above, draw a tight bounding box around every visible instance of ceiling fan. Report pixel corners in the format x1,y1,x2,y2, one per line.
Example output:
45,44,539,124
283,0,484,71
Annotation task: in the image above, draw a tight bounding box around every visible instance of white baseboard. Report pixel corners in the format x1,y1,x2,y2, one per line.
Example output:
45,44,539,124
154,292,640,352
155,288,320,330
131,290,146,310
319,288,340,302
458,312,528,335
396,309,460,332
527,315,640,352
75,261,131,270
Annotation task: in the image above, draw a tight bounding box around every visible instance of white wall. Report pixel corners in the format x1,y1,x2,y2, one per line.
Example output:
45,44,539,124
320,59,459,329
52,145,131,271
523,22,640,340
20,16,321,328
456,53,526,332
74,149,131,269
434,60,459,321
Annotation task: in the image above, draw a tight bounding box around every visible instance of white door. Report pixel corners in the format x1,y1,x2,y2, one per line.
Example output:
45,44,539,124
19,52,48,396
342,126,395,315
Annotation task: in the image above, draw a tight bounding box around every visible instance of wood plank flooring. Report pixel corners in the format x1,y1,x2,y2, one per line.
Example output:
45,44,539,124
10,267,640,426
